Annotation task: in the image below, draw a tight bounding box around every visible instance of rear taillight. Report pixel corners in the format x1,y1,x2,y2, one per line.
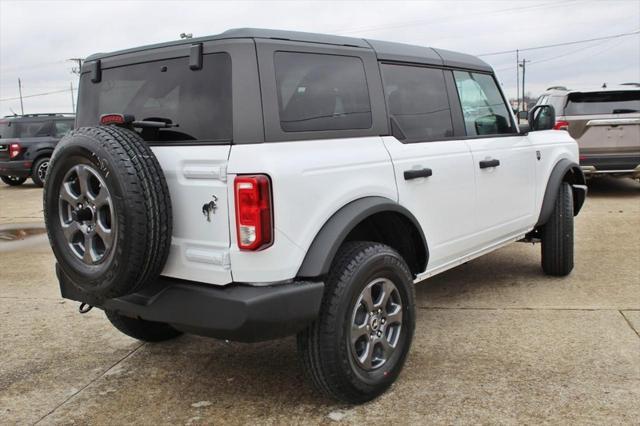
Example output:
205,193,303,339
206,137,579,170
234,175,273,251
9,143,21,159
553,120,569,131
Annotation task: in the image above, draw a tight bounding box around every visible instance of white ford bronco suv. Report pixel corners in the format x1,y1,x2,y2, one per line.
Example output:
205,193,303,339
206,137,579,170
43,28,586,404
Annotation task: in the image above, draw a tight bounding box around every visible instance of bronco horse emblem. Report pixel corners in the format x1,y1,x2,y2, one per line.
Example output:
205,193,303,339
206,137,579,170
202,195,218,222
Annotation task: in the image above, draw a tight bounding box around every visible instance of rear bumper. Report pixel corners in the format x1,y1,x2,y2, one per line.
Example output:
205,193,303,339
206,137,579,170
0,159,32,178
580,153,640,177
58,266,324,342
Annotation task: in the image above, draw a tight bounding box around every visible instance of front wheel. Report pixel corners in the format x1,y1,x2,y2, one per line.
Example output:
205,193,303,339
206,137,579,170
1,175,27,186
297,242,415,404
541,182,574,276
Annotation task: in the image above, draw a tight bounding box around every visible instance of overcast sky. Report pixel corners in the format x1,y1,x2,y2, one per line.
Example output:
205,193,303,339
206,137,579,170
1,0,638,116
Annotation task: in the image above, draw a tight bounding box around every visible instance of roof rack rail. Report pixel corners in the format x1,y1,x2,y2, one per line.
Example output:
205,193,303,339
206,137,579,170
620,82,640,87
3,113,75,118
546,86,568,91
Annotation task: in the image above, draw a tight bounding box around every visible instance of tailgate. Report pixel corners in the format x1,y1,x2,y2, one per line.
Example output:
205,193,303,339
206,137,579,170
152,145,232,285
569,116,640,154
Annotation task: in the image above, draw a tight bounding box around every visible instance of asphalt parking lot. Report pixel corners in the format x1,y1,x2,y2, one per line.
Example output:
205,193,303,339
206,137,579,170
1,177,639,425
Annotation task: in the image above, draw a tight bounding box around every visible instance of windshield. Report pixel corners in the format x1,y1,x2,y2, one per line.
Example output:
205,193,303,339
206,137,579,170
565,91,640,115
76,53,232,143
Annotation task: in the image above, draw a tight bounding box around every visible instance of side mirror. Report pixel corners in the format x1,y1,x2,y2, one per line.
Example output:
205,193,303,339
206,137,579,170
528,105,555,131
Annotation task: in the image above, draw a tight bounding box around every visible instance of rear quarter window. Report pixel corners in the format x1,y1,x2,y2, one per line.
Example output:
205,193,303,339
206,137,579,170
274,52,372,132
0,120,51,138
565,91,640,115
77,53,232,142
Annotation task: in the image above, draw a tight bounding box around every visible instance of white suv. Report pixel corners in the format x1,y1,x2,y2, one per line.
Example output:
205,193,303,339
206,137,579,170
43,28,586,404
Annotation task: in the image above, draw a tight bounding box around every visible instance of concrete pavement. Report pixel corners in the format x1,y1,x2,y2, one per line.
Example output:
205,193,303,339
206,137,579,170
1,177,639,424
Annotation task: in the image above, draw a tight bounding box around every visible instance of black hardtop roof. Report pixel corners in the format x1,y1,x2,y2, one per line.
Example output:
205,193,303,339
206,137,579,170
84,28,492,72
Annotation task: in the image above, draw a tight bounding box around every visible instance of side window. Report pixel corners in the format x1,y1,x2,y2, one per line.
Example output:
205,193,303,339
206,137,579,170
274,52,372,132
537,95,548,106
53,120,73,137
547,96,567,115
380,63,453,141
453,71,515,136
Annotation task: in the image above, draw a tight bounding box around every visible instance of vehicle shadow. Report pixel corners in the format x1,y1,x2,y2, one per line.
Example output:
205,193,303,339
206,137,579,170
0,181,40,189
586,176,640,198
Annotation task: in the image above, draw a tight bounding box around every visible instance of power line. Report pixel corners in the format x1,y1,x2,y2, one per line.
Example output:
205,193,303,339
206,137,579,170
492,36,619,72
477,29,640,57
335,0,584,35
0,87,73,102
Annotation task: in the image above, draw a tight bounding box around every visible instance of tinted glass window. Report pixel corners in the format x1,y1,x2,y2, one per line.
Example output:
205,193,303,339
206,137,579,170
380,64,453,141
77,53,232,142
565,91,640,115
54,120,73,137
0,120,51,138
274,52,372,132
453,71,514,136
546,96,566,115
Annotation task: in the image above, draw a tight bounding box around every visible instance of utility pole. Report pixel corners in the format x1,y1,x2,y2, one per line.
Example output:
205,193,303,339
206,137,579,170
70,82,75,113
516,49,520,122
18,78,24,115
519,59,530,114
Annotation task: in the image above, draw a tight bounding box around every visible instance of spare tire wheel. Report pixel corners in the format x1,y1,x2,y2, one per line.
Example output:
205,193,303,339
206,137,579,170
43,126,172,300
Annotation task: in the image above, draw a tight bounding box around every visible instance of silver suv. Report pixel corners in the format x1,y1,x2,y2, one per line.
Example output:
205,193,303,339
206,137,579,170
536,84,640,179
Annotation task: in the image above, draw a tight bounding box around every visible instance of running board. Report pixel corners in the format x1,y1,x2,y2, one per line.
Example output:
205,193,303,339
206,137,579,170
414,232,528,284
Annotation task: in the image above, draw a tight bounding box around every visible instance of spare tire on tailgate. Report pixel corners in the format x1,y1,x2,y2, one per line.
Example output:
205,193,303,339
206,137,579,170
43,126,172,301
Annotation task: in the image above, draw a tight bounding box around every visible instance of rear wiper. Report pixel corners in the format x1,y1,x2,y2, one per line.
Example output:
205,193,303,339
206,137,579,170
132,120,179,129
612,109,638,114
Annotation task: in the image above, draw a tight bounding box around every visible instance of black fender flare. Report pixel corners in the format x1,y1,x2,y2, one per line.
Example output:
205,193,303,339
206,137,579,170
297,196,429,278
29,143,55,166
536,158,587,227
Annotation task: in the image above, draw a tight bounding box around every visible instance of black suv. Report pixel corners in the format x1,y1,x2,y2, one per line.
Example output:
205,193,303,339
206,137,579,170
0,113,75,187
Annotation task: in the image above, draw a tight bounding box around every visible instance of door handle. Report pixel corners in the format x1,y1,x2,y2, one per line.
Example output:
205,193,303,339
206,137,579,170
404,168,433,180
479,159,500,169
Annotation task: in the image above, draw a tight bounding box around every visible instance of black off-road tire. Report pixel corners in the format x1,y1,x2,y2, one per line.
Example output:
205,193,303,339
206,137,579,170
31,156,50,187
541,182,574,276
1,175,27,186
297,242,416,404
43,126,172,301
105,310,182,342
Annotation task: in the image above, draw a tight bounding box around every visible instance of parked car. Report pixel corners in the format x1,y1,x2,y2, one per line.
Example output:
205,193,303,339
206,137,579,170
536,84,640,179
43,28,586,404
0,113,75,186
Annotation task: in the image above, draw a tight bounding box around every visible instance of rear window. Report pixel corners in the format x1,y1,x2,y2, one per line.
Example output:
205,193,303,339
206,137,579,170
380,63,453,141
274,52,372,132
565,91,640,115
76,53,232,142
0,120,52,138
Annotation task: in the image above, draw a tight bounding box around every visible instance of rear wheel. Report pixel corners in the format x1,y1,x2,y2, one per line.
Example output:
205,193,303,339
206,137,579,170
31,157,50,187
105,310,182,342
1,175,27,186
297,242,415,404
541,182,574,276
